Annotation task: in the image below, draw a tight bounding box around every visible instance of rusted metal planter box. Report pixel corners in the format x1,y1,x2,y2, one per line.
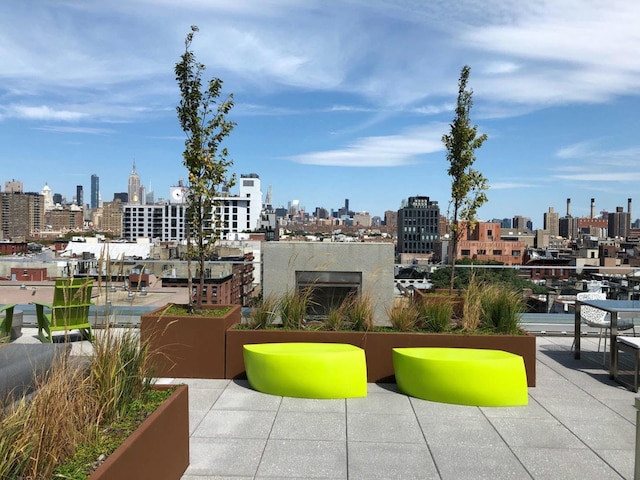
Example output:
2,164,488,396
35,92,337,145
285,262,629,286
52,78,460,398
89,384,189,480
141,304,240,378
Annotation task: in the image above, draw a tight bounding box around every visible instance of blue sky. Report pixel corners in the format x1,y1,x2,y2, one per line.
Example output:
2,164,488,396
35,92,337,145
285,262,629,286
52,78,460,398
2,1,640,228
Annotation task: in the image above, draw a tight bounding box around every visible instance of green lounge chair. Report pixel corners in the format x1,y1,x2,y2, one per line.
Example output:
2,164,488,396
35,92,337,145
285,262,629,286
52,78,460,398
34,278,93,343
0,304,16,342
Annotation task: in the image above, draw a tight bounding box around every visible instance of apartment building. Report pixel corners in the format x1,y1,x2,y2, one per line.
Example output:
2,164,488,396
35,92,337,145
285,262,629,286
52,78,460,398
123,174,263,242
396,196,440,256
456,222,526,265
0,192,45,239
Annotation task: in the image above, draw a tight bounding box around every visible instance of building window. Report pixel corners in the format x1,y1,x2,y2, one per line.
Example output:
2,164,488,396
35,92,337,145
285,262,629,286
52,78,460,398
461,249,471,256
477,249,486,255
493,250,502,255
512,250,521,257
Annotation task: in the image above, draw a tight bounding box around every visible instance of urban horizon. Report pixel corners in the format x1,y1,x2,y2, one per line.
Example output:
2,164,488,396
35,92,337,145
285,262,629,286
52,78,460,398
4,174,639,234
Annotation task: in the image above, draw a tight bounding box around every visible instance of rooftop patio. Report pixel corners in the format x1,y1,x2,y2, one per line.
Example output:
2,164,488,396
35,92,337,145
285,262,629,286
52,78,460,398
170,334,636,479
9,328,639,479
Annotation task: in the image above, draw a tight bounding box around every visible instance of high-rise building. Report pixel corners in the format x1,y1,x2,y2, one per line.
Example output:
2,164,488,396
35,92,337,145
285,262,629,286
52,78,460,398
543,206,559,237
0,192,45,239
608,206,630,239
396,196,440,254
91,174,99,209
128,161,141,205
76,185,84,208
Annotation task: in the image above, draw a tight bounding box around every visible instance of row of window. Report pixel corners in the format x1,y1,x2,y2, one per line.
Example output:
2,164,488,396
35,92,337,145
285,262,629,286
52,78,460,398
461,249,522,257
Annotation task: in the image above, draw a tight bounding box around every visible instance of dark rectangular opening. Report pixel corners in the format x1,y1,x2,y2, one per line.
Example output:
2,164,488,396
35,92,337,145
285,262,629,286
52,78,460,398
295,271,362,318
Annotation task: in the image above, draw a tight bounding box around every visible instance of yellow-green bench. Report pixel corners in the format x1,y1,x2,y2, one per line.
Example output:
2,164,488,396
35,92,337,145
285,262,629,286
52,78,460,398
243,342,367,399
393,347,528,407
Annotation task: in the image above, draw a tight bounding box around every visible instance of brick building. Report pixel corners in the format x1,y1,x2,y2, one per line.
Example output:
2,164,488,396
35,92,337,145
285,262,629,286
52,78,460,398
456,222,526,265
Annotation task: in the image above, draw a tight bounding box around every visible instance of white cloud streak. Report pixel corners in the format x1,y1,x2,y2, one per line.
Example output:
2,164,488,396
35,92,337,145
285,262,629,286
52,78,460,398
288,123,446,167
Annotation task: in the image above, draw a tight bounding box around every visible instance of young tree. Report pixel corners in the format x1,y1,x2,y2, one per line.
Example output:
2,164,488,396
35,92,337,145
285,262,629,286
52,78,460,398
441,65,488,293
175,26,236,311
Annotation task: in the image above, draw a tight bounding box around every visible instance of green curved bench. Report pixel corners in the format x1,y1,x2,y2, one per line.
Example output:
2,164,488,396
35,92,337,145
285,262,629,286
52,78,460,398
393,347,528,407
243,342,367,399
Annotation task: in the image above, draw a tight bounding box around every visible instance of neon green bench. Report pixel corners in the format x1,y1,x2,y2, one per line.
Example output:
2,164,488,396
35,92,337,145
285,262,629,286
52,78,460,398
243,342,367,399
393,347,528,407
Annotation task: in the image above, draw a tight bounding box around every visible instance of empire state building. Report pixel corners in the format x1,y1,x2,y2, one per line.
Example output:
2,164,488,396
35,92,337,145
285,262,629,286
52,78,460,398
128,161,141,205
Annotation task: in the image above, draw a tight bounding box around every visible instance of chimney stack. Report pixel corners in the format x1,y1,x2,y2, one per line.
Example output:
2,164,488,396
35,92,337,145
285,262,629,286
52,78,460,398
590,198,595,219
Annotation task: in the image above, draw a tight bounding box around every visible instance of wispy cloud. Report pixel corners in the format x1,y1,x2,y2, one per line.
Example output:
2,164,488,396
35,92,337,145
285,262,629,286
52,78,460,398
289,123,446,167
489,181,538,190
1,105,88,121
552,141,640,182
1,0,639,128
34,125,114,135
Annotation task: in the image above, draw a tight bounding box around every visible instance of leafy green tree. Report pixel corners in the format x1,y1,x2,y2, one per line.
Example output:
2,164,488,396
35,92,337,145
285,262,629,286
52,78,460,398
442,65,488,293
175,26,236,311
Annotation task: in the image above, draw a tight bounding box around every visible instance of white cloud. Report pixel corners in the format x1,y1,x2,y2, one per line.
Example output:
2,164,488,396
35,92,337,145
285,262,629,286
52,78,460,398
1,0,640,129
3,105,87,121
489,181,538,190
289,123,446,167
34,126,113,135
551,142,640,183
554,172,640,182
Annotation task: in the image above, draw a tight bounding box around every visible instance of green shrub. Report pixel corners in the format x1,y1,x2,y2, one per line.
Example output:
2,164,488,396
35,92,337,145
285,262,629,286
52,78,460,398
419,301,453,332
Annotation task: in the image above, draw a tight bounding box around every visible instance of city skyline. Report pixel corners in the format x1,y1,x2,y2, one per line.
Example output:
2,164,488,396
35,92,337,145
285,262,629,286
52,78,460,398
8,171,638,234
1,2,640,223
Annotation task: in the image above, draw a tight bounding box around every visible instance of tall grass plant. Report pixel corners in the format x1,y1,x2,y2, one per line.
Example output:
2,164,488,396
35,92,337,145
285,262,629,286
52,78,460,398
343,293,374,332
480,284,524,334
279,288,313,329
247,294,278,329
419,301,453,332
386,300,419,332
0,326,156,479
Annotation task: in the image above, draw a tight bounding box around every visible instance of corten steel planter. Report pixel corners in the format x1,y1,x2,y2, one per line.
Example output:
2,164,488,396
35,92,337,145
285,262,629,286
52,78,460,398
226,328,536,387
141,304,240,378
89,384,189,480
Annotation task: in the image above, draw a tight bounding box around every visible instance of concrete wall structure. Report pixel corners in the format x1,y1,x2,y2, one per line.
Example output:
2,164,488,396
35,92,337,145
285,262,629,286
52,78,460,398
262,242,394,326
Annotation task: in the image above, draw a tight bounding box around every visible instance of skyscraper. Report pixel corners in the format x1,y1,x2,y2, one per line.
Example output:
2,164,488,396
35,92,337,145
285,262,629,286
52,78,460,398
76,185,84,208
91,174,99,209
543,206,559,237
128,161,141,205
